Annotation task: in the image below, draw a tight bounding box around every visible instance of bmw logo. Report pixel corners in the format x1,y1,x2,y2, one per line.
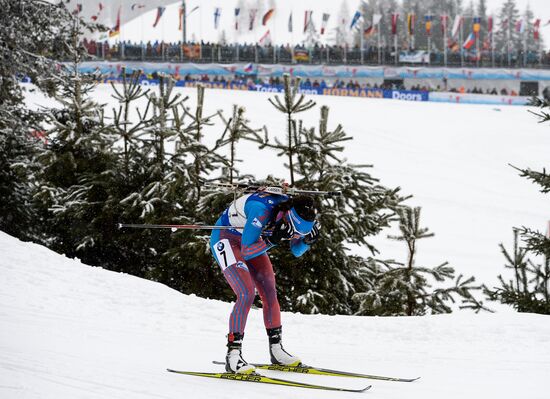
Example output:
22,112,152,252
217,242,225,251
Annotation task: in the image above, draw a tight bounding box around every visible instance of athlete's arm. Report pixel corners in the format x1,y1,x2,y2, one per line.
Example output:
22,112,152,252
240,201,272,260
290,238,310,257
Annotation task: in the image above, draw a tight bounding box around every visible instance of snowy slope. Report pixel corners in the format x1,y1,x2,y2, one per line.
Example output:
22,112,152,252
24,83,550,287
1,231,550,399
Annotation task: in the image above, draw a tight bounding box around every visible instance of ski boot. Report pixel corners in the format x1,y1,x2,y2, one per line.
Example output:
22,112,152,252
225,332,255,374
267,326,301,366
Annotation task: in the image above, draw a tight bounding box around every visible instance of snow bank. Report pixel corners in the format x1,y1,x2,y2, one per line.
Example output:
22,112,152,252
1,231,550,399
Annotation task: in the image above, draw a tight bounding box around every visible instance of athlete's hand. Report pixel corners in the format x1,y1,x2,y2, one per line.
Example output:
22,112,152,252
303,221,320,245
269,218,294,244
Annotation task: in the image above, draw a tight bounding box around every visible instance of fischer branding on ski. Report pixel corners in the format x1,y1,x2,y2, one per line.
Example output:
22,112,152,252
212,361,420,382
166,369,371,392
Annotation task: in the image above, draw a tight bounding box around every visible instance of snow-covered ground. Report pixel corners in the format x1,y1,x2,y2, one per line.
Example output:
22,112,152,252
1,231,550,399
24,83,550,288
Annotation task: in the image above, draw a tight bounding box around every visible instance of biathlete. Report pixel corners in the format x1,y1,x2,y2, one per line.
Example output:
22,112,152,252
210,191,320,374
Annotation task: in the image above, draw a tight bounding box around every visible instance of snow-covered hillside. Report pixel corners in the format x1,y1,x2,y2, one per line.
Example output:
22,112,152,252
1,231,550,399
24,83,550,287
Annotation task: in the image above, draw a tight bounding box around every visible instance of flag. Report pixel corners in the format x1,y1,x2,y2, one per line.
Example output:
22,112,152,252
214,7,221,29
262,9,274,26
391,13,399,35
304,11,314,33
462,32,475,49
91,2,104,21
488,16,493,33
364,25,376,38
424,15,433,36
321,13,330,34
451,15,462,38
515,19,524,33
534,19,541,40
473,16,481,36
304,10,313,33
350,11,361,30
187,6,199,16
244,63,254,73
234,8,240,30
373,14,382,26
131,3,145,11
288,12,293,32
407,14,415,35
178,7,184,30
249,9,257,30
153,7,165,28
259,30,271,45
440,15,449,34
109,6,121,37
545,20,550,27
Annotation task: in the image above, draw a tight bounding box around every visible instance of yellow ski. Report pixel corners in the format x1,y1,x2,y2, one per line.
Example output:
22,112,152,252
212,361,420,382
167,369,372,392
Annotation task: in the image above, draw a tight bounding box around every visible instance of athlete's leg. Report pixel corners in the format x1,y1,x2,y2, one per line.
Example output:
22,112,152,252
247,253,281,329
211,233,255,334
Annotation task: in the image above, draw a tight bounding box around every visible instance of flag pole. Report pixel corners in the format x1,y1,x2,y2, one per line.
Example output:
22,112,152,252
476,20,479,67
460,17,464,67
444,15,448,67
182,0,186,44
523,20,528,68
507,18,511,67
377,19,381,65
360,14,365,64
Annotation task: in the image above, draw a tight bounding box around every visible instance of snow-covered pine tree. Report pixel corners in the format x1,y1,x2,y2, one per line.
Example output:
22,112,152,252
253,74,315,185
353,206,486,316
34,15,119,264
0,0,76,239
248,81,405,313
484,97,550,314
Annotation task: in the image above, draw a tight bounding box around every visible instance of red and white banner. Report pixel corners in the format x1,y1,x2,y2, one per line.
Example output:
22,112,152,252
451,15,462,38
391,13,399,35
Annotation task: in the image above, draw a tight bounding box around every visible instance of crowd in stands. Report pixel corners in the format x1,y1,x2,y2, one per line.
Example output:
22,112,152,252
103,69,519,97
81,39,550,69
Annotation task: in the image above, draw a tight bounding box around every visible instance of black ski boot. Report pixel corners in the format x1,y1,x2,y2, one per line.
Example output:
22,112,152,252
225,332,255,374
267,326,301,366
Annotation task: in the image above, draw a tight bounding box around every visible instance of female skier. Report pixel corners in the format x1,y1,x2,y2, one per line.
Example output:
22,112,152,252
210,191,319,374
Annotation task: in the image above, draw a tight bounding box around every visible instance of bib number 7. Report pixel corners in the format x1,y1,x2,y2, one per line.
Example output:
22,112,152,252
213,239,237,271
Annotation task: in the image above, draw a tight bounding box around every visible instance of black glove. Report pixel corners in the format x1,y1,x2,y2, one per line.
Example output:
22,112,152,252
303,221,320,245
268,218,294,245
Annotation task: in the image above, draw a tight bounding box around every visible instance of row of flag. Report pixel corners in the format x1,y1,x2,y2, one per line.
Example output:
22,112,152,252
93,3,548,44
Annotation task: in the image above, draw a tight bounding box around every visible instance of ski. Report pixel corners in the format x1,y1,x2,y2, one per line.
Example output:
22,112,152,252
204,182,342,197
166,369,371,393
212,361,419,382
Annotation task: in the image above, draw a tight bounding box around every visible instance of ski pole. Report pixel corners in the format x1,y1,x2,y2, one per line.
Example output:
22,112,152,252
117,223,244,231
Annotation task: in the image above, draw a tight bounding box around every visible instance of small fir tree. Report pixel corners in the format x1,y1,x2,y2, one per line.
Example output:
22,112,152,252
258,74,316,185
485,97,550,314
353,206,486,316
